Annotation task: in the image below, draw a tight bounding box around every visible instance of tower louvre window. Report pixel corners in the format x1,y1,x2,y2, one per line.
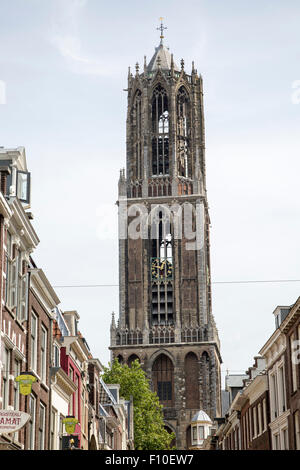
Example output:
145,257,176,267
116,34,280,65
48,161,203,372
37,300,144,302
176,86,190,177
151,85,169,176
151,210,174,325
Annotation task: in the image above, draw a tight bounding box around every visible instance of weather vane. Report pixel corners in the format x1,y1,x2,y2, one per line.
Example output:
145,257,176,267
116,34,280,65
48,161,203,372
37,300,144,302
157,17,167,44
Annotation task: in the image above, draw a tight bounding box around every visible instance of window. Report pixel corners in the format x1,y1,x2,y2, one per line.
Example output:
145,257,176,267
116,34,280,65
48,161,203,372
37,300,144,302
14,359,21,410
258,403,262,435
290,334,298,392
274,433,280,450
31,312,38,372
263,398,267,432
278,366,286,413
28,394,36,450
270,373,279,419
185,352,199,409
41,326,47,383
151,211,173,325
17,258,28,322
53,344,60,368
5,232,12,305
192,426,197,441
198,426,204,440
249,408,253,440
38,403,46,450
295,411,300,450
152,354,174,407
69,365,74,416
131,90,142,180
16,171,30,204
5,235,28,321
176,86,190,177
2,347,10,409
157,381,172,402
253,406,257,438
50,408,57,450
282,428,288,450
9,245,18,311
59,415,64,450
74,374,79,419
152,85,169,176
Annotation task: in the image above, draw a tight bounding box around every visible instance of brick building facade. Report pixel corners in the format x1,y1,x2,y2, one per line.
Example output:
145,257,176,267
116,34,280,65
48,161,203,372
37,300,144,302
215,299,300,451
0,147,133,450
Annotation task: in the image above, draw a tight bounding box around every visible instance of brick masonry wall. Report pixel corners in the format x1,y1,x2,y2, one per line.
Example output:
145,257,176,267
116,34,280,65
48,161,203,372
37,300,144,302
24,289,52,450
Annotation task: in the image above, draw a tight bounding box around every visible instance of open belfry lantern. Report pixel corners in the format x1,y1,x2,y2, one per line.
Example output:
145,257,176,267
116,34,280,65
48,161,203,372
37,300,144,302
63,416,79,435
15,372,37,396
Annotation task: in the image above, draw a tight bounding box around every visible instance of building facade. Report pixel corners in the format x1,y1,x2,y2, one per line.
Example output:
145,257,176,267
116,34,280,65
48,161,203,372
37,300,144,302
110,26,222,449
216,357,271,450
215,298,300,451
0,147,39,449
283,297,300,450
0,147,131,450
259,307,290,450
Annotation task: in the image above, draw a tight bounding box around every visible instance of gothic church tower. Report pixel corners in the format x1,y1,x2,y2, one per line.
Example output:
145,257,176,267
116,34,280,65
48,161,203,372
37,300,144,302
110,23,222,449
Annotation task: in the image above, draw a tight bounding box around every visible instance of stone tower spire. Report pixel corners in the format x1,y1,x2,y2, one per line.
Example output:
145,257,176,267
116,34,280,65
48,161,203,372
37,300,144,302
110,25,222,450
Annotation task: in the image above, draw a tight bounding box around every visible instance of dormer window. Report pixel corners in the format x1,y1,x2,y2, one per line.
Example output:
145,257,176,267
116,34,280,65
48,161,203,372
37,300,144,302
17,171,30,204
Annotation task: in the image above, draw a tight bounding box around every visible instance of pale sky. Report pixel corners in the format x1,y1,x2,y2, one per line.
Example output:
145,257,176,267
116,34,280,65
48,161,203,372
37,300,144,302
1,0,300,383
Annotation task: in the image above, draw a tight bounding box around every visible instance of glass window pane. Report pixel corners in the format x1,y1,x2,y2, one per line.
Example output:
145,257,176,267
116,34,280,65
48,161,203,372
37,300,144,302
17,172,30,202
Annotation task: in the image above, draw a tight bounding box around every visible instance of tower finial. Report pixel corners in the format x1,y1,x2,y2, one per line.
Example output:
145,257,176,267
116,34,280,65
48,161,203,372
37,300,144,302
157,17,167,44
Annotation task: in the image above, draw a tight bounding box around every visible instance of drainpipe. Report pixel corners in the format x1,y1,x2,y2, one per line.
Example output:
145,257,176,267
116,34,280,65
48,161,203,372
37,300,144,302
48,312,54,450
24,267,32,449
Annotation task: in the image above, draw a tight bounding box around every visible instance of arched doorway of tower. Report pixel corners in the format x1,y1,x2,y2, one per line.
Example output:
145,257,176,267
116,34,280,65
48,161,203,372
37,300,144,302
116,354,124,364
128,354,140,367
164,424,176,449
152,354,174,407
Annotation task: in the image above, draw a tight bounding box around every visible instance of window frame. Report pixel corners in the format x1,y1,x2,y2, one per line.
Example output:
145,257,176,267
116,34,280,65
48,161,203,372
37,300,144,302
38,402,46,450
16,170,31,204
28,394,36,450
2,346,11,409
40,325,47,383
30,311,38,373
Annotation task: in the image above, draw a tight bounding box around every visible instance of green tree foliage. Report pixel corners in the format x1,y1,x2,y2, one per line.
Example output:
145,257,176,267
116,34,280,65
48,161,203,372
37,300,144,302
102,359,175,450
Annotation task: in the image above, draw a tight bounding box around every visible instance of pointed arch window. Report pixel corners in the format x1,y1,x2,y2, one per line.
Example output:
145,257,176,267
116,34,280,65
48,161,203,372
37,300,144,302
176,86,190,177
152,354,174,407
152,85,169,176
151,209,174,325
131,90,142,179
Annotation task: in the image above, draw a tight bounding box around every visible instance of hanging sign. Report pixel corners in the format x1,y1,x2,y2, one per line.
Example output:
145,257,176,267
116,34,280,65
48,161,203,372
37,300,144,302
0,410,30,434
15,373,37,396
63,416,79,435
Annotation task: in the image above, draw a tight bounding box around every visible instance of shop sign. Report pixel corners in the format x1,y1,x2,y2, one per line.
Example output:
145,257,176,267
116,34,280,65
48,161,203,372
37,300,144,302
0,410,30,434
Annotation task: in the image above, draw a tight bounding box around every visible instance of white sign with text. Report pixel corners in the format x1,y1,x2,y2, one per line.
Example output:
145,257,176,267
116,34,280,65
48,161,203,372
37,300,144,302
0,410,30,434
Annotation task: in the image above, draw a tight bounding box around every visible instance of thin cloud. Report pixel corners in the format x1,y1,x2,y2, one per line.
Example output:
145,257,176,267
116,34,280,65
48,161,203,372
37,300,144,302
49,0,122,77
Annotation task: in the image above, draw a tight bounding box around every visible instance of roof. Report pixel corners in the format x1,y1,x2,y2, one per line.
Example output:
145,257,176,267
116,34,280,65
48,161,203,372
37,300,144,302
225,374,248,389
147,43,179,72
191,410,212,423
